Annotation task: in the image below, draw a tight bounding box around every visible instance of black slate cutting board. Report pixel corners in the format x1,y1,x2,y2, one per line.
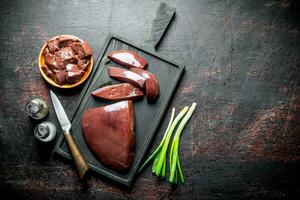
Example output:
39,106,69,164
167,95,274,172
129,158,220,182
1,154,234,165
55,3,184,186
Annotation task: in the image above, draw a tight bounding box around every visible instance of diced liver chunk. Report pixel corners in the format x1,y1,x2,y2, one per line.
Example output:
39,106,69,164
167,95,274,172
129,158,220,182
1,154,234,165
47,38,59,53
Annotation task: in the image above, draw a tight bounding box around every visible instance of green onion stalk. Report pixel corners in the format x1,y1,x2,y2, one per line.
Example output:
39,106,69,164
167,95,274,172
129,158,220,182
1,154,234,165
138,102,197,184
169,102,197,184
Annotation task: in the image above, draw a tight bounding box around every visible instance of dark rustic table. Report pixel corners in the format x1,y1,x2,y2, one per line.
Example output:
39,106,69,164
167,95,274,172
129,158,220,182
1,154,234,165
1,0,299,199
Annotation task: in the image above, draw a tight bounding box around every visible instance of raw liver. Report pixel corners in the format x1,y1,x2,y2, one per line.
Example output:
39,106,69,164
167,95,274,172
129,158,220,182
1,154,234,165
107,66,145,88
54,47,75,61
82,100,135,172
66,70,84,83
41,65,55,80
70,41,93,58
77,58,90,71
55,70,67,85
65,63,79,72
42,36,93,85
81,41,93,57
44,53,64,70
57,36,77,47
92,83,144,101
42,47,50,55
47,38,59,53
130,68,159,102
107,50,148,69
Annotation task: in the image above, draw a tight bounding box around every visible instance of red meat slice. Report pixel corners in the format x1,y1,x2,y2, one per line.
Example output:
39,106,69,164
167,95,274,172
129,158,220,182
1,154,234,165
107,50,148,69
92,83,144,101
44,53,64,70
55,70,67,85
77,58,90,71
130,68,159,102
66,70,84,84
41,65,55,80
82,100,135,172
47,38,59,53
54,47,75,61
57,36,77,48
81,41,93,57
42,47,50,55
70,41,93,58
107,66,145,89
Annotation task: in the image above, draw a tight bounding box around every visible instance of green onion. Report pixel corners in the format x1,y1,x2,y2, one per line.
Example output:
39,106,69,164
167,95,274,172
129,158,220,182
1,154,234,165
138,108,176,173
153,106,189,177
138,106,189,177
169,102,197,184
138,102,197,185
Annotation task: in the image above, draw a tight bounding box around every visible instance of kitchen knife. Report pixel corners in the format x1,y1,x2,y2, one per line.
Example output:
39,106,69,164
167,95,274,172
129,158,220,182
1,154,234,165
50,90,89,179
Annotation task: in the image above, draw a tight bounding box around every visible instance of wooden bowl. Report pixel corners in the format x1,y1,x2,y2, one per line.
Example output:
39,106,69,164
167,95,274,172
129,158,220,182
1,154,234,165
38,35,94,89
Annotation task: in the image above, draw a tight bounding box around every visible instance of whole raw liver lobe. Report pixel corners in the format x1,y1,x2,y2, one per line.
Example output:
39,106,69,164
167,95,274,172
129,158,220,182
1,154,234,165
82,100,135,173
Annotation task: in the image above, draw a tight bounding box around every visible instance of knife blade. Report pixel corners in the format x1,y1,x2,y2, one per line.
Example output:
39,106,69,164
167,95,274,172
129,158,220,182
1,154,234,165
50,90,89,179
50,90,71,133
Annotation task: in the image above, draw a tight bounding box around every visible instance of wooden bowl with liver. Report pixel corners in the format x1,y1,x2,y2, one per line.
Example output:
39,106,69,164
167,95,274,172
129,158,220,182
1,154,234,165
38,35,94,89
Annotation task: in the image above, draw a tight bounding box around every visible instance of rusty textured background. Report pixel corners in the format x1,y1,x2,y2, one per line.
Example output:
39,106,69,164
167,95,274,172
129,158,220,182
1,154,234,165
0,0,299,199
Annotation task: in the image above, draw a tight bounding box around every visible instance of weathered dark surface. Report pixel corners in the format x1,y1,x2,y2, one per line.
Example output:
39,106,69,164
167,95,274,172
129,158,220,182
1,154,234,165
0,0,300,199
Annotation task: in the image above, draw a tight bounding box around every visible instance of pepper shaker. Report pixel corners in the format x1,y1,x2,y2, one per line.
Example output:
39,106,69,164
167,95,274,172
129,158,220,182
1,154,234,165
25,98,49,120
34,121,57,142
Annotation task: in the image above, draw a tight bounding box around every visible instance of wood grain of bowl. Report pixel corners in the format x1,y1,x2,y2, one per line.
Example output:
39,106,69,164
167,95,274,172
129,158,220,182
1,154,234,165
38,35,94,89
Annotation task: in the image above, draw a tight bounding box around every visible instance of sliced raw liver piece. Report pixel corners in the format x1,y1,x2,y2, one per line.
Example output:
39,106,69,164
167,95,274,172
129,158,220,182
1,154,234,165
107,66,145,89
44,53,56,67
82,100,135,172
130,68,159,102
70,41,93,58
57,36,77,47
70,42,83,56
41,65,55,80
44,53,63,70
107,50,148,69
66,70,84,83
54,47,75,61
47,38,59,53
55,70,67,85
65,63,79,71
81,41,93,57
42,47,50,55
65,63,85,83
77,58,90,71
92,83,144,101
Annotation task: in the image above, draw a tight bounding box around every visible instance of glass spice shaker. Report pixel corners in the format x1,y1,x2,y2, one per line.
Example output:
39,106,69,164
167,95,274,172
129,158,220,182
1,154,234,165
34,121,57,142
25,98,49,120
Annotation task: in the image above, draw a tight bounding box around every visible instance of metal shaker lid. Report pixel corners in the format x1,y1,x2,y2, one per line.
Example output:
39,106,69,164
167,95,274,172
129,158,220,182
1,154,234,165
33,122,56,142
34,123,50,139
26,99,41,115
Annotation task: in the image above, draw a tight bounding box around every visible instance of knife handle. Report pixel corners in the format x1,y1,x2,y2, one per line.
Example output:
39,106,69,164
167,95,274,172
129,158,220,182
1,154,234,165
64,132,89,179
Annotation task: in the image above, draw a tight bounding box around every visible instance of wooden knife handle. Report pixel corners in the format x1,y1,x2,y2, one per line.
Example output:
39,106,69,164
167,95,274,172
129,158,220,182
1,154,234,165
64,132,89,179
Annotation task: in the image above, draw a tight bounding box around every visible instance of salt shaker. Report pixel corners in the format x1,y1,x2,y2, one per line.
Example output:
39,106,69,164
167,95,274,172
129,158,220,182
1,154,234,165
34,121,57,142
25,98,49,120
